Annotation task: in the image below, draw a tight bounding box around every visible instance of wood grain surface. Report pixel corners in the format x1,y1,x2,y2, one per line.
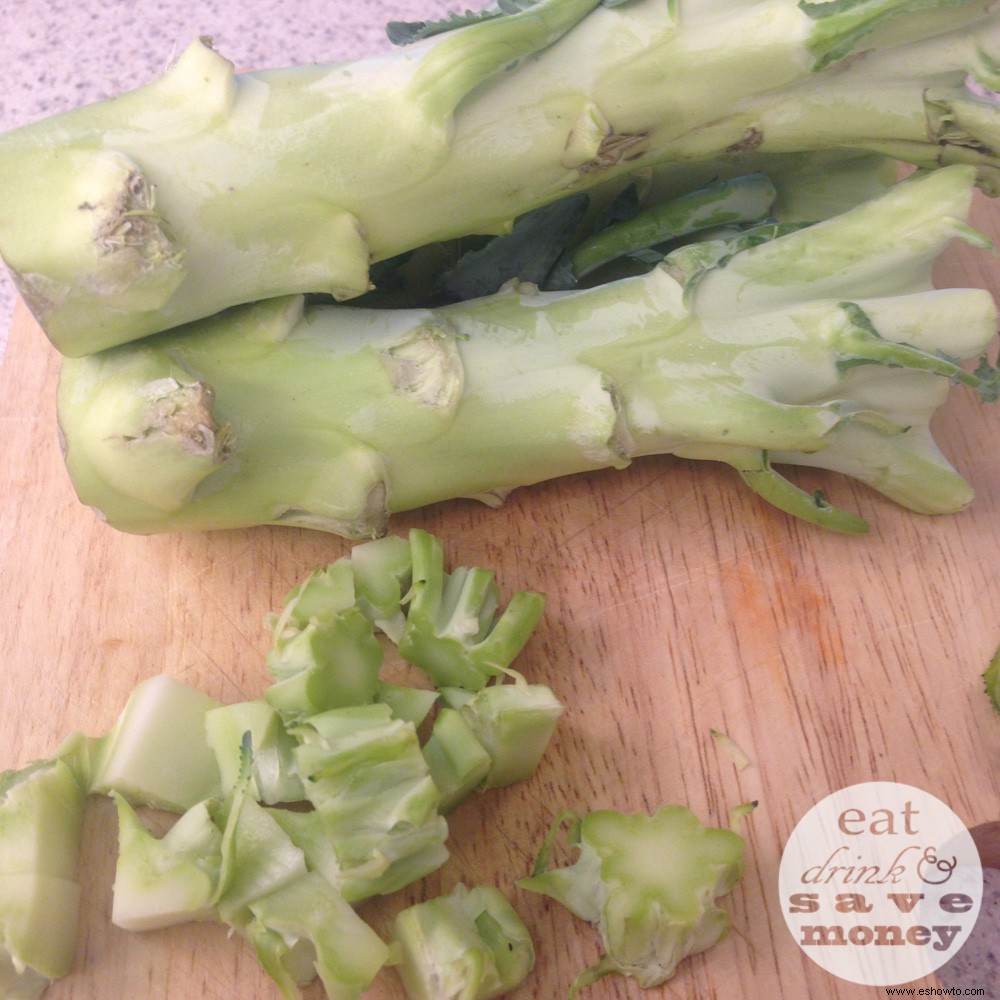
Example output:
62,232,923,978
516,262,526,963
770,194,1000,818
2,192,1000,1000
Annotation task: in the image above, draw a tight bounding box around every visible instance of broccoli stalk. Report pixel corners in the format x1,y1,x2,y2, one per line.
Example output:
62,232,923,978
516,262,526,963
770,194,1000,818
59,166,1000,539
1,0,998,355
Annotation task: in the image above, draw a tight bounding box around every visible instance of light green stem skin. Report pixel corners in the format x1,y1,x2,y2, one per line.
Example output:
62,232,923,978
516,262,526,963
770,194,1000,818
3,0,1000,354
58,166,998,538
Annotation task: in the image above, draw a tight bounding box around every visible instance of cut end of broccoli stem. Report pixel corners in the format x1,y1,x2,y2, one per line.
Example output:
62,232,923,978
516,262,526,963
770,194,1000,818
69,368,233,514
398,530,547,691
6,149,187,357
518,804,750,994
90,674,225,812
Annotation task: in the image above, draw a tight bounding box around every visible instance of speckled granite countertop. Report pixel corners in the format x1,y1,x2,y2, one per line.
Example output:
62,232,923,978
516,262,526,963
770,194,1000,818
0,0,452,353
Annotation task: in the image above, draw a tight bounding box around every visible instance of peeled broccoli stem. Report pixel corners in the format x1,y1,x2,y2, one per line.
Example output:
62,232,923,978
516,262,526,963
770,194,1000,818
2,0,999,355
59,166,999,539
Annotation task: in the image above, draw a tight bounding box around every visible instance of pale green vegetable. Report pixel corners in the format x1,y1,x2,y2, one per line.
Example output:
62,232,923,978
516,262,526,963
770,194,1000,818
89,674,224,812
214,748,390,1000
440,680,564,789
349,534,415,642
0,761,85,1000
211,750,310,928
283,703,450,902
1,0,999,355
246,871,390,1000
398,530,546,691
709,728,752,771
59,166,1000,539
204,699,304,804
376,682,440,728
390,883,535,1000
264,557,385,718
265,607,384,718
110,795,222,931
422,708,493,814
518,804,754,996
559,172,780,286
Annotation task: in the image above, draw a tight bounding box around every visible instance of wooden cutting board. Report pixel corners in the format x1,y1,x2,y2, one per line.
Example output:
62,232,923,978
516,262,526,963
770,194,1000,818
2,193,1000,1000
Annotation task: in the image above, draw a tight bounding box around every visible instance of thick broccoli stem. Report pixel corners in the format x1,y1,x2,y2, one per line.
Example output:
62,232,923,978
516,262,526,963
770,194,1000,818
57,166,998,538
3,0,999,354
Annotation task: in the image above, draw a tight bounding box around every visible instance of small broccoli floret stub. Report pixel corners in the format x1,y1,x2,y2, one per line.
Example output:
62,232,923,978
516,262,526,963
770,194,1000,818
518,803,755,996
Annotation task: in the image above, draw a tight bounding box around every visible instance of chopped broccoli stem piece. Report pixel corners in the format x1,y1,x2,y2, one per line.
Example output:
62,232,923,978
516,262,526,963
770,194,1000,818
422,708,494,813
272,559,357,631
518,803,754,995
349,534,414,641
376,682,440,727
265,607,384,718
5,0,1000,354
245,871,390,1000
204,700,304,804
90,674,224,812
0,760,85,997
111,795,222,931
58,166,1000,539
398,530,547,691
441,680,564,788
0,760,85,882
212,739,310,928
269,803,450,904
285,704,449,902
390,883,535,1000
0,873,81,1000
